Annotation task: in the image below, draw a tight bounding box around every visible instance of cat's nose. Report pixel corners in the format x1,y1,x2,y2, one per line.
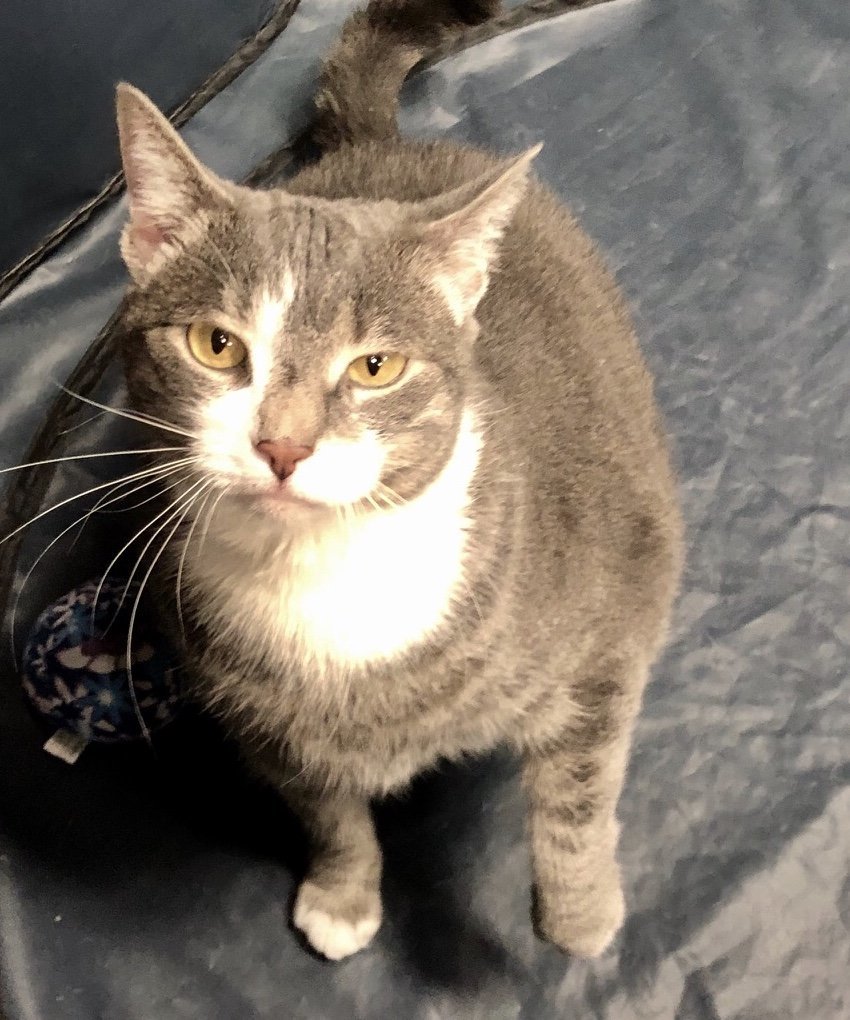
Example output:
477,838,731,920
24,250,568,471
254,439,313,481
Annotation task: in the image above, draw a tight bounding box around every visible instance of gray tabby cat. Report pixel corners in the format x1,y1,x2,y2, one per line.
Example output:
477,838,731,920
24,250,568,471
115,0,683,961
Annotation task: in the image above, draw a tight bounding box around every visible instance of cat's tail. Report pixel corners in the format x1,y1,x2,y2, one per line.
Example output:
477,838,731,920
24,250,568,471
312,0,500,150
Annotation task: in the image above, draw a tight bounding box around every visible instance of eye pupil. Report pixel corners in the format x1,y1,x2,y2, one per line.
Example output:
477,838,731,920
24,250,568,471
346,351,407,388
366,354,385,377
210,328,230,356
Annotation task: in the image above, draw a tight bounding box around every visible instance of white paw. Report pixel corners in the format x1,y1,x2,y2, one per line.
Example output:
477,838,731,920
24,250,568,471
293,886,381,961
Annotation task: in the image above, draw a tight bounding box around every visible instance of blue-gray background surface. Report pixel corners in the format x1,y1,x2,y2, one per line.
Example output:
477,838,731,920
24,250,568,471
1,1,848,1017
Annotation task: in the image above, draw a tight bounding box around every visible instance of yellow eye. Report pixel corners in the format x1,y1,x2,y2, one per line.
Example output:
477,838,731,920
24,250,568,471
186,321,248,370
347,353,407,388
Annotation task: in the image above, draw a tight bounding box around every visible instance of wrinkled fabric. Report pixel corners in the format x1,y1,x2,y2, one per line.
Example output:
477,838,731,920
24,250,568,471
0,0,278,276
1,1,850,1017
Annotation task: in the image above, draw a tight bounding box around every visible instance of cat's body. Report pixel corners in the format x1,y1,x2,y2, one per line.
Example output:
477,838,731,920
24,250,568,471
116,0,682,962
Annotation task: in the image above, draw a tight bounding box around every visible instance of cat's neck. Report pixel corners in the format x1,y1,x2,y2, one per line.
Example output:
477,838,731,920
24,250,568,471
188,410,485,671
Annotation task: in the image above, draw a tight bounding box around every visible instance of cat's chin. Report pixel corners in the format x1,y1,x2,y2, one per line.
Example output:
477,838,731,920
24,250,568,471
253,486,323,515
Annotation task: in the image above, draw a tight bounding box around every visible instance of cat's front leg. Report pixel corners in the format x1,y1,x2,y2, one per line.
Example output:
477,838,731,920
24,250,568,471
523,665,643,957
268,774,382,961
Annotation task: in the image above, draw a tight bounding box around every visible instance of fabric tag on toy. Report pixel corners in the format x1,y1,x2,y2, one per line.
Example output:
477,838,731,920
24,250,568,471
43,729,88,764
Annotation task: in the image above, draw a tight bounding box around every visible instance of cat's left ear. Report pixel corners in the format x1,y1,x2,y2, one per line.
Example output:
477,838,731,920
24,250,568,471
414,144,542,325
116,83,229,284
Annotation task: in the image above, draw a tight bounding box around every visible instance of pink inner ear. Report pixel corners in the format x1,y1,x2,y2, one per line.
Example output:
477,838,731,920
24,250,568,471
129,210,170,260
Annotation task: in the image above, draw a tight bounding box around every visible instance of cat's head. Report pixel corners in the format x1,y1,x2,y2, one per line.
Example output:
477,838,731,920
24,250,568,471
115,85,537,526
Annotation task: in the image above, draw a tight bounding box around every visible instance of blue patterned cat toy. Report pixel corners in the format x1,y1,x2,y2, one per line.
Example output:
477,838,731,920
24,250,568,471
21,578,179,762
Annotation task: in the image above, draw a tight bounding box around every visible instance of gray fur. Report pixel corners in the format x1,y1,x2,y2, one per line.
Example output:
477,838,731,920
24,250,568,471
115,0,683,959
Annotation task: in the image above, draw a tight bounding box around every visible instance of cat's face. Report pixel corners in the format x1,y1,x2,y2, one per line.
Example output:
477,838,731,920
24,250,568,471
116,85,535,524
123,192,472,519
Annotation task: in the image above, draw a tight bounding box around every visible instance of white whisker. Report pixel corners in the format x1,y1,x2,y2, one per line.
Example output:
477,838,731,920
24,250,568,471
175,482,216,637
109,405,194,434
278,752,322,790
94,475,210,624
59,386,199,441
0,446,185,477
376,482,405,510
118,475,214,606
197,484,231,558
69,462,197,552
125,482,212,748
96,468,196,515
8,461,194,663
59,411,105,436
0,459,198,549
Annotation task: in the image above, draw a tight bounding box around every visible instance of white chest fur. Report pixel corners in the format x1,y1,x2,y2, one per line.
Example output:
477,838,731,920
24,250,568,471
189,414,482,673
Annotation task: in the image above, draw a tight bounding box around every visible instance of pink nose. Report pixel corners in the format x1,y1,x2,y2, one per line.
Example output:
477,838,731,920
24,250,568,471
254,439,313,481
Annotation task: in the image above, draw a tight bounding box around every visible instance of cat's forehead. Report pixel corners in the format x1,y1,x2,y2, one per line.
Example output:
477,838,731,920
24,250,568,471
214,194,360,324
205,192,422,341
135,189,434,352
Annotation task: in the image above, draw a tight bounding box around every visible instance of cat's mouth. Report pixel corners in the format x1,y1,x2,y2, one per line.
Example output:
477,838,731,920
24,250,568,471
261,486,320,509
210,471,385,520
228,480,331,518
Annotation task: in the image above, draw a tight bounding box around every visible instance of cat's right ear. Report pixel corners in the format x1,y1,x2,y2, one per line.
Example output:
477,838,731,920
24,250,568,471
116,83,227,284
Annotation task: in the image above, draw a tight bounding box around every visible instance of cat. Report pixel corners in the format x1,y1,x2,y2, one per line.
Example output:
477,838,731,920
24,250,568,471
114,0,683,961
